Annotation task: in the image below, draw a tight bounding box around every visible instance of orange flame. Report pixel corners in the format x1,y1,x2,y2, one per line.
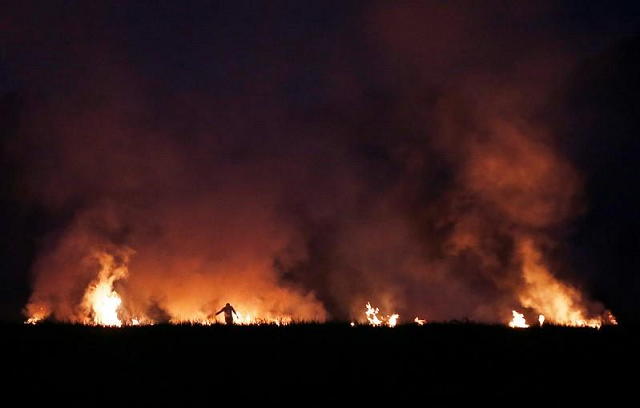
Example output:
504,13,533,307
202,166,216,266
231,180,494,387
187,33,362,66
364,302,399,327
24,305,47,325
517,239,616,329
414,317,426,326
508,310,529,328
79,250,131,327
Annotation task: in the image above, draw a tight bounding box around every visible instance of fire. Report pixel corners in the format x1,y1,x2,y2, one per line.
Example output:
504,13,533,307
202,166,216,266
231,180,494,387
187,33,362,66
25,316,42,325
172,311,293,326
364,302,399,327
24,244,618,330
365,302,383,326
226,312,292,326
508,310,529,328
84,280,123,327
517,239,617,329
79,250,131,327
24,305,47,325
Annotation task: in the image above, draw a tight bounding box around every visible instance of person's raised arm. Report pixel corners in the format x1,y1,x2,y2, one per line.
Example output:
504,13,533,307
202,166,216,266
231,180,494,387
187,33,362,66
215,308,224,315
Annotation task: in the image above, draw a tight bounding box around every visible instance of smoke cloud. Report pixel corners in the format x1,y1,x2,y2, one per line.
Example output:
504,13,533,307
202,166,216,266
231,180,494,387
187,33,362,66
2,2,622,323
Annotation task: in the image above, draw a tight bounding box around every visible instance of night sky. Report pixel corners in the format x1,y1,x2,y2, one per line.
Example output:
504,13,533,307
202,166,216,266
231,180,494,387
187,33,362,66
1,1,640,324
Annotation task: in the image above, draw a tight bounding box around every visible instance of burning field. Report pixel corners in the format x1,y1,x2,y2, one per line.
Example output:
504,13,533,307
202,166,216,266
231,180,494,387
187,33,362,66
5,3,640,403
22,209,618,328
18,72,621,330
2,3,633,333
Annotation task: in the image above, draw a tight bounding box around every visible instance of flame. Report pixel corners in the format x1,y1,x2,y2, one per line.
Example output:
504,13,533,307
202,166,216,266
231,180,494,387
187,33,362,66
169,310,293,326
25,316,42,325
364,302,399,327
80,250,131,327
508,310,529,328
24,243,618,329
84,281,123,327
517,239,616,329
365,302,383,326
24,305,47,325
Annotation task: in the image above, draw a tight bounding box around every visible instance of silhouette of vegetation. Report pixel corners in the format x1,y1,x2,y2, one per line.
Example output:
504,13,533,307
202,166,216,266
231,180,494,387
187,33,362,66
3,322,637,403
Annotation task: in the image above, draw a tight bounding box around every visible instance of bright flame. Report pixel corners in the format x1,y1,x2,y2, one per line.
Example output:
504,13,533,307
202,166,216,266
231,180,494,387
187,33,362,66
414,317,426,326
509,310,529,328
517,239,616,329
172,310,294,326
365,302,399,327
80,250,131,327
24,305,47,325
84,280,123,327
388,314,399,328
25,316,42,325
539,315,545,327
365,302,383,326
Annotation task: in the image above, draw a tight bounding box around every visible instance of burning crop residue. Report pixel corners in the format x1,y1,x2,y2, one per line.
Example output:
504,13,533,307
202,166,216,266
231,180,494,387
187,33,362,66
80,250,131,327
514,239,617,329
508,310,529,329
13,3,625,330
25,246,301,327
23,245,618,329
356,302,400,327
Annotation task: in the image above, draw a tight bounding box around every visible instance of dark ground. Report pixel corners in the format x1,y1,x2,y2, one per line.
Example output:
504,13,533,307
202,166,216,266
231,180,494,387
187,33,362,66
3,323,638,404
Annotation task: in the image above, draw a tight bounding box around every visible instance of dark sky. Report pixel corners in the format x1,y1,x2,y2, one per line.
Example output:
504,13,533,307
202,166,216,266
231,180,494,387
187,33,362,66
1,1,640,324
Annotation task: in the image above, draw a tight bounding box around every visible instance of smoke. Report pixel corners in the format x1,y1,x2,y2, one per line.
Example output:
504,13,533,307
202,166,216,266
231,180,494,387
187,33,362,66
4,2,618,323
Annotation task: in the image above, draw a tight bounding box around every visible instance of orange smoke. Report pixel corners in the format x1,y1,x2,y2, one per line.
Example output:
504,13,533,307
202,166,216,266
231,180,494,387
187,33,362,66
25,237,325,326
16,4,620,327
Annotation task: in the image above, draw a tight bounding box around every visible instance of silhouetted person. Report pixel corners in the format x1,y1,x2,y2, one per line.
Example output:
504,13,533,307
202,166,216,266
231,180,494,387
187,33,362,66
216,303,238,325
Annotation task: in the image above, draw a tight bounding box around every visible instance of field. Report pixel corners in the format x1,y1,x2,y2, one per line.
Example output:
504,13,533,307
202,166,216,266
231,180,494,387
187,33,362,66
3,323,637,403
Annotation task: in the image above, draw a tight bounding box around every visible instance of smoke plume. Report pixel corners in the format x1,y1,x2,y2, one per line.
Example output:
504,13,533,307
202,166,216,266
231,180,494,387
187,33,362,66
2,2,618,324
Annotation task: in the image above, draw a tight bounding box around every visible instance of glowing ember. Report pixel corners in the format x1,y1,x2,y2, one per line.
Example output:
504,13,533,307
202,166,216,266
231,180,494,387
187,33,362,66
508,310,529,328
414,317,426,326
539,315,545,327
